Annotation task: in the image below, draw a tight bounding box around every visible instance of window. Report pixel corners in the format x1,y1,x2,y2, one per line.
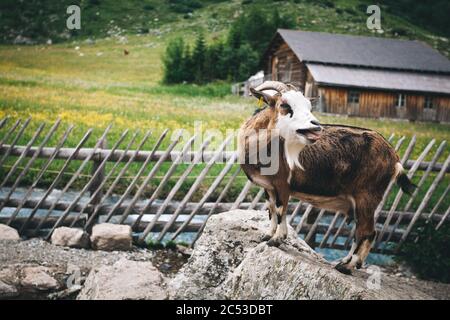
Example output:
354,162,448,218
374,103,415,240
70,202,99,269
395,93,405,107
348,91,360,104
424,96,434,109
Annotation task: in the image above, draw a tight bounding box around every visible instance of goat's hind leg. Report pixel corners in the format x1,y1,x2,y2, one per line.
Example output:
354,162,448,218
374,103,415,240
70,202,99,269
335,200,377,275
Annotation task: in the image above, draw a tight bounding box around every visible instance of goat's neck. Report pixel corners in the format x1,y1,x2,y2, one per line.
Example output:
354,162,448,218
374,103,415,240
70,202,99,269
282,137,306,171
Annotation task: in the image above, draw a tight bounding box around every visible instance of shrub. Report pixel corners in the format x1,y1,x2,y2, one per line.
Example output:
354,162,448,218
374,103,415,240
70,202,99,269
396,221,450,283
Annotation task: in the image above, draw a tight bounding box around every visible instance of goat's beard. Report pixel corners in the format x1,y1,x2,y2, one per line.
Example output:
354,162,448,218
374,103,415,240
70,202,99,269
282,134,307,171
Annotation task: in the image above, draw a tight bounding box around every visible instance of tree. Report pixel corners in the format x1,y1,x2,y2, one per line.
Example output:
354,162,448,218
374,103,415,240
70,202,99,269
205,41,225,81
162,6,298,84
162,37,186,84
191,32,207,83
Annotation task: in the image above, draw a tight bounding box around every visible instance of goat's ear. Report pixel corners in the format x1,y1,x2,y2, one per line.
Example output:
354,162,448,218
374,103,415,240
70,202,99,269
250,88,278,107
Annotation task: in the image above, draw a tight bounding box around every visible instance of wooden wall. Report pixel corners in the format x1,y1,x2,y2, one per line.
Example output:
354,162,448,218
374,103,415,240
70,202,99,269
266,41,307,91
263,38,450,122
320,87,450,122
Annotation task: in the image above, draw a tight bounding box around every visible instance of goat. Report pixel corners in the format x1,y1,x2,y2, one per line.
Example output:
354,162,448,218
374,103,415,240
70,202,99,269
238,81,416,275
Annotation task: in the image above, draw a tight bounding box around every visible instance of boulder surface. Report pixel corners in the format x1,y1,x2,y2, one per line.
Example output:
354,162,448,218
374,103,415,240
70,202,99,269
169,210,433,300
77,258,167,300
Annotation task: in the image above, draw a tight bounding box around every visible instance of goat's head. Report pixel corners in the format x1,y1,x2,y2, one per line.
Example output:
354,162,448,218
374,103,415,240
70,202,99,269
250,81,322,146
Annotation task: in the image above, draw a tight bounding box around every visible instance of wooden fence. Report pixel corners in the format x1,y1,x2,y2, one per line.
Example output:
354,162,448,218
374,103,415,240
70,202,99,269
0,117,449,254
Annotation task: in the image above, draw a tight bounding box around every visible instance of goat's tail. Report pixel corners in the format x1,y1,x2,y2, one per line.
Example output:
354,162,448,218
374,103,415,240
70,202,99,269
394,163,417,195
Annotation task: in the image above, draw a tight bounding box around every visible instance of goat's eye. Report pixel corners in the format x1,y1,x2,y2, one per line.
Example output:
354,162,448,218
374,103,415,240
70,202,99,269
280,103,293,118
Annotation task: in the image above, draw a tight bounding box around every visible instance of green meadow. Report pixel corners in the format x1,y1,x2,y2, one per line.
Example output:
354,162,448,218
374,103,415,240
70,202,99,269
0,0,448,214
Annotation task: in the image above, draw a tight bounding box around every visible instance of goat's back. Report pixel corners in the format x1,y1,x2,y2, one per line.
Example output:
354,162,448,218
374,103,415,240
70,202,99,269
290,125,399,197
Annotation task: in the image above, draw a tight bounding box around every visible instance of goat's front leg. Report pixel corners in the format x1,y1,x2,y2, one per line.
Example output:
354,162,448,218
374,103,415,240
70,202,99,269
261,190,278,242
266,191,289,247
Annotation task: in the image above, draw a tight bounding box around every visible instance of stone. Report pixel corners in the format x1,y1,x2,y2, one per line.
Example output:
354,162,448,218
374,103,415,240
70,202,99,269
51,227,90,249
0,224,20,241
169,210,433,300
0,280,18,299
77,258,167,300
21,266,60,291
90,223,132,251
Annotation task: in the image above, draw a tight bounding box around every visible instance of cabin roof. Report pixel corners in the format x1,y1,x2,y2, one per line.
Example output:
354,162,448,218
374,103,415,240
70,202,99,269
274,29,450,74
307,63,450,94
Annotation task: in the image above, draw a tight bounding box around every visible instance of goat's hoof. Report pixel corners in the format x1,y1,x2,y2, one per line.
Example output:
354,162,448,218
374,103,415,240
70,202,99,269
261,234,272,242
335,262,353,275
267,237,282,247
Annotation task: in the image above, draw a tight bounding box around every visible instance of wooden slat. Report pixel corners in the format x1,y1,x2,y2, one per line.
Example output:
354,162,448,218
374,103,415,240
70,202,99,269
375,138,434,248
0,120,60,214
231,180,253,210
46,129,130,234
84,130,152,230
131,135,197,229
295,204,313,233
155,134,234,242
383,140,448,245
6,125,74,225
304,209,325,245
0,119,21,148
137,137,212,243
0,122,45,187
36,125,113,237
171,153,238,240
249,188,265,210
0,117,8,130
2,146,447,172
428,184,450,223
117,132,181,225
103,129,167,222
319,211,341,248
71,131,140,228
436,205,450,230
17,128,93,232
398,154,450,248
191,167,241,246
0,117,31,167
288,200,303,225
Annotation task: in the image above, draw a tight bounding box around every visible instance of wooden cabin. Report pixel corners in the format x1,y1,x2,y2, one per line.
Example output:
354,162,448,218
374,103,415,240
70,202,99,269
262,29,450,122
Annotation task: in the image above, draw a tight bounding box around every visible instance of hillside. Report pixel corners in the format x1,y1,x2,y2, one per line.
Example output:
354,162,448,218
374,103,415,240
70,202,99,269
1,0,449,57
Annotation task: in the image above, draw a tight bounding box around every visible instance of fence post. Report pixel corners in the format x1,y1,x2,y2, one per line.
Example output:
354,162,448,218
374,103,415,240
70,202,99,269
89,137,106,208
305,210,318,249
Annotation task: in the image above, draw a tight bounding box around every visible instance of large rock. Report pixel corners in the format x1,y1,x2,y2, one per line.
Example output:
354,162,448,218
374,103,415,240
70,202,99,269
0,224,20,241
51,227,90,249
77,258,167,300
169,210,433,300
21,266,60,291
90,223,132,251
0,280,18,299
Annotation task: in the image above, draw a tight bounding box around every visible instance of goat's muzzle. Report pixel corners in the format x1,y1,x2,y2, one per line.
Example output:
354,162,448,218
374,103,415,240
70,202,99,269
296,125,322,142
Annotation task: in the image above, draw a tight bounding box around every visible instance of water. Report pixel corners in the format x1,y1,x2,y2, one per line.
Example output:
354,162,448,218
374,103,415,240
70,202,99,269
1,187,395,266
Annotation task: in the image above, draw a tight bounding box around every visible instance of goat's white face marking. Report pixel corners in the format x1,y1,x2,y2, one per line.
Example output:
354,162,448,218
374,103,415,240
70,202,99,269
274,91,322,169
275,91,321,145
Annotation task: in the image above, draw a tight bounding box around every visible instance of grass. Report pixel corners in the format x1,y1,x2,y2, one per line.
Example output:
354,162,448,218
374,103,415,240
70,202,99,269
0,1,449,218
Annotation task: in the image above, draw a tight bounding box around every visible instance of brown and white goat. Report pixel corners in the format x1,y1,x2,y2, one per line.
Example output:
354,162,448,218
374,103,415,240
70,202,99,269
238,81,416,275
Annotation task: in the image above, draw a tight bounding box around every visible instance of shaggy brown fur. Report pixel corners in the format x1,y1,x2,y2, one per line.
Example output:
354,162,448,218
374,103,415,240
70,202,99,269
239,101,415,275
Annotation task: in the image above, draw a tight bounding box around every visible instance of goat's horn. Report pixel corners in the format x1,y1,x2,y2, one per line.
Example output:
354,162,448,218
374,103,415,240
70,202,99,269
254,81,289,93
